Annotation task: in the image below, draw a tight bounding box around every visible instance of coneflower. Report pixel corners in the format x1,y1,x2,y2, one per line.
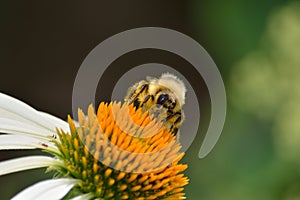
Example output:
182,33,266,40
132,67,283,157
0,92,188,199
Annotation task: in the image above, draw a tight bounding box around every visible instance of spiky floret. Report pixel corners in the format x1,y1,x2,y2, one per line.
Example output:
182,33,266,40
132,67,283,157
53,102,188,199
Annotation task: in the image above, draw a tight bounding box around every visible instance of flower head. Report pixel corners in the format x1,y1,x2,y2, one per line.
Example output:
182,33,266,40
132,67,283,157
0,93,188,199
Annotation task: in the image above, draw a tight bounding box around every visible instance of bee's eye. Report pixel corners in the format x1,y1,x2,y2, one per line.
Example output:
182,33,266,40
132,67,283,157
157,94,169,105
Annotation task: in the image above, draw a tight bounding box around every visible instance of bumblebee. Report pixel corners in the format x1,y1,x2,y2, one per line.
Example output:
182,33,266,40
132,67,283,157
124,73,186,137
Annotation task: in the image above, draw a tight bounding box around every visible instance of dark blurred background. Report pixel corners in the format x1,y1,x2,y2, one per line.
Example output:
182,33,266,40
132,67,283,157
1,0,300,199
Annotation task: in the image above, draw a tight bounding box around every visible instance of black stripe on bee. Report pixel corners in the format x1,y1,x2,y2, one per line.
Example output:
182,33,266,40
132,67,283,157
130,83,149,107
139,84,149,94
141,94,154,107
133,99,140,108
173,127,179,136
165,111,181,121
174,115,182,125
155,88,163,96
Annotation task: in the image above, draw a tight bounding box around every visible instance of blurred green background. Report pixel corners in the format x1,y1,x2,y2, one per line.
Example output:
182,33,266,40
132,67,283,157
1,0,300,199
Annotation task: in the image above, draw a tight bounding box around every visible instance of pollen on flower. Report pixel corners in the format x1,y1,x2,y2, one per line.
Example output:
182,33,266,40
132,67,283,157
52,102,188,199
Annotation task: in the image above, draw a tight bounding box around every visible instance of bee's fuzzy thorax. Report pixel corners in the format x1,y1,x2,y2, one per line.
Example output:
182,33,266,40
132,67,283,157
158,73,186,106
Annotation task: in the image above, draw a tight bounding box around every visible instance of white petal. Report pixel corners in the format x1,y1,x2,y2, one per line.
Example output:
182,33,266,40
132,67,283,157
0,135,55,150
0,118,54,138
38,111,70,132
0,156,58,176
0,93,69,136
69,193,94,200
12,178,79,200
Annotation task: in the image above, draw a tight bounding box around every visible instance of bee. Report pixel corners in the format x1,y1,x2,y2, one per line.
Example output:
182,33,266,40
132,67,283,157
124,73,186,137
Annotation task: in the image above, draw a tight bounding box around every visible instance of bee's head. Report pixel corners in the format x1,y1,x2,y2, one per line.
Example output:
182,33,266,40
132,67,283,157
157,93,169,105
157,73,186,107
155,90,178,110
